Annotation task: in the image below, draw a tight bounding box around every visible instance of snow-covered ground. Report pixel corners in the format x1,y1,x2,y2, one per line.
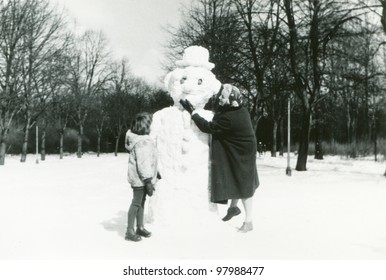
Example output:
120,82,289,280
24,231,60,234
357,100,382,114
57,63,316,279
0,153,385,260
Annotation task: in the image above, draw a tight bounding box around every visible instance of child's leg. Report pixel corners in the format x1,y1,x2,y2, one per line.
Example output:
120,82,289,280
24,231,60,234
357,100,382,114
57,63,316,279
136,190,146,228
126,188,144,241
136,190,151,237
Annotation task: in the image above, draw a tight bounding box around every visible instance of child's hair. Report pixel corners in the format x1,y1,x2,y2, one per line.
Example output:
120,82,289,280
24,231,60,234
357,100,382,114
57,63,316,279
131,112,153,135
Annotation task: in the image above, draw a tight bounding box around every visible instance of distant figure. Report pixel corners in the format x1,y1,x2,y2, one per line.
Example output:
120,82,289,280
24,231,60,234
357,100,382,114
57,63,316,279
257,142,263,156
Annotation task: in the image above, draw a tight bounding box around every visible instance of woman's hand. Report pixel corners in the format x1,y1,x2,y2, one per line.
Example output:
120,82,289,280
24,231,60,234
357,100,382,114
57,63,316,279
179,99,195,114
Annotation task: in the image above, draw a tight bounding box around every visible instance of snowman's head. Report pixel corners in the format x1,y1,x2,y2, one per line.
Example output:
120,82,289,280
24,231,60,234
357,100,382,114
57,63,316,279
164,46,221,110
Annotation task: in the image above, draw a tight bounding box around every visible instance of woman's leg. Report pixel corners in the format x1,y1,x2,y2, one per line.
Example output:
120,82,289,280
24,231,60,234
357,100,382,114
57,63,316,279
241,197,253,223
230,199,239,208
239,197,253,232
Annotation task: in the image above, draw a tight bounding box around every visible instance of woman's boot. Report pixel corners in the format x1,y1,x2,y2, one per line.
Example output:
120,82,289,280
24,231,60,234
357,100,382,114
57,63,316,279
238,222,253,233
222,206,241,221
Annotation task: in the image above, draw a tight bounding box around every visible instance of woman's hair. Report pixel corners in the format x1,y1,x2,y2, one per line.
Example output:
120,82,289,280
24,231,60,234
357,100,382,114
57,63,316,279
222,84,243,108
131,112,153,135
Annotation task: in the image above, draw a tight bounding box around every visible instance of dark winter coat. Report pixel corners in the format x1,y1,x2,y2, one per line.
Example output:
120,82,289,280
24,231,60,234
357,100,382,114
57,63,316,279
191,106,259,204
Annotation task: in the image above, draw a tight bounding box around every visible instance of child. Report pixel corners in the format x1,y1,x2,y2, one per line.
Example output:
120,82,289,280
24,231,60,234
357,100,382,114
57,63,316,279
125,112,158,242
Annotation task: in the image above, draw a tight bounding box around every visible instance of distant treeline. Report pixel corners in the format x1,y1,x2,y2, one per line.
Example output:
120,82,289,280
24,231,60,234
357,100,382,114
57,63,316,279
165,0,386,170
0,0,172,165
1,0,386,172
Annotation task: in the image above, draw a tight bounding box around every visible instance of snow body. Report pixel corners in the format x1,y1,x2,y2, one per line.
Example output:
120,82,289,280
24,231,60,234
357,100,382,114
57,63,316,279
147,107,215,224
147,47,222,225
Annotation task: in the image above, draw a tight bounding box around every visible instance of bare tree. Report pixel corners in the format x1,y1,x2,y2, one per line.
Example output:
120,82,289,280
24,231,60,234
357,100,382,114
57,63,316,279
89,59,123,157
18,0,66,162
68,30,110,158
0,0,30,165
50,85,72,159
283,0,362,170
165,0,243,83
89,93,108,157
235,0,290,155
36,45,70,160
379,0,386,32
328,39,361,147
105,60,133,156
325,15,384,158
378,0,386,176
232,0,284,128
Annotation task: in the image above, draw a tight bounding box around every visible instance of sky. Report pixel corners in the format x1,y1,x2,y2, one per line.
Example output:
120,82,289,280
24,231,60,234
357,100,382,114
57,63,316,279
53,0,190,86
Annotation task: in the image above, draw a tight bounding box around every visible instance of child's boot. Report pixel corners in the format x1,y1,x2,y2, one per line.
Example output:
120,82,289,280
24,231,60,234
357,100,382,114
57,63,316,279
125,228,142,242
136,227,151,238
136,204,151,238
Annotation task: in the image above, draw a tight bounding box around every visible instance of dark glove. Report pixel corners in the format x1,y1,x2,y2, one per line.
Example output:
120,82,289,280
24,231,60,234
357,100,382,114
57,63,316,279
144,180,155,197
179,99,195,114
157,172,162,180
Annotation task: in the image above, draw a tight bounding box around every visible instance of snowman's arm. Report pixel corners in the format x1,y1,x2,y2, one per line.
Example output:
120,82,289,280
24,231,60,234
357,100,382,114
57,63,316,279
191,113,231,135
149,110,166,176
150,111,161,140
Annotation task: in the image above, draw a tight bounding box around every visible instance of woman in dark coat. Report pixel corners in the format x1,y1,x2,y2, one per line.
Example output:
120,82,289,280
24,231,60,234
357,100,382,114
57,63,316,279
180,84,259,233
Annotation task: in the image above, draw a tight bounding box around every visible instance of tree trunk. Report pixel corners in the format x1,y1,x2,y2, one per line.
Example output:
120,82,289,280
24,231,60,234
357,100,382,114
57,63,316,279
373,117,377,162
77,125,83,158
347,107,351,144
381,0,386,32
295,109,311,171
114,135,120,157
20,118,32,162
284,0,311,171
352,139,357,158
59,131,64,159
97,134,101,157
0,133,7,166
314,141,323,160
20,130,29,162
364,66,370,140
20,133,28,162
279,118,284,156
314,107,324,160
41,119,46,161
352,117,358,158
96,119,105,157
271,120,277,157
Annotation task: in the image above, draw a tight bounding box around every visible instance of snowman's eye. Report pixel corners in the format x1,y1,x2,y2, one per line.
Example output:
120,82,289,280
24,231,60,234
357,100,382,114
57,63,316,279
180,77,187,84
197,78,203,85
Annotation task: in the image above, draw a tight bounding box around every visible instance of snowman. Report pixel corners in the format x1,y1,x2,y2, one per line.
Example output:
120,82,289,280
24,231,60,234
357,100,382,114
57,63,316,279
147,46,222,225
